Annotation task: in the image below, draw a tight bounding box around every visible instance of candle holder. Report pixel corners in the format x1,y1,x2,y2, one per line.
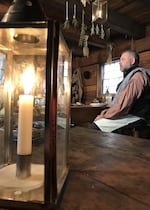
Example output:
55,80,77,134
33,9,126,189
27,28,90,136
16,154,31,179
0,1,71,209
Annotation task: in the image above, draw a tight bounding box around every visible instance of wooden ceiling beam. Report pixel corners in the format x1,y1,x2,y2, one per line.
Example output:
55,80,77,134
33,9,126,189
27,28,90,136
103,9,145,39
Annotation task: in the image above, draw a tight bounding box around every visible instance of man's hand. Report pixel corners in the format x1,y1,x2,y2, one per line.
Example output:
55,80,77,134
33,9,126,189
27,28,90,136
94,109,108,121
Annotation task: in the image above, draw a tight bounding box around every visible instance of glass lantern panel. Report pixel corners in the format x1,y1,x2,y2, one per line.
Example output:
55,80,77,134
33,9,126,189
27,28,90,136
0,26,47,202
0,52,5,166
56,33,71,193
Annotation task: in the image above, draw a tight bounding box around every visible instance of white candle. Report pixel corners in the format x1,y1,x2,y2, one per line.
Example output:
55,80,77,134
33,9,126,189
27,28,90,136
66,1,69,20
17,94,34,155
73,4,76,19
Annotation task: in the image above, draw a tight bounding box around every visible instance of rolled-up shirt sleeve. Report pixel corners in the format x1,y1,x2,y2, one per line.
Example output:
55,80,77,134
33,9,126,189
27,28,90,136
94,72,149,121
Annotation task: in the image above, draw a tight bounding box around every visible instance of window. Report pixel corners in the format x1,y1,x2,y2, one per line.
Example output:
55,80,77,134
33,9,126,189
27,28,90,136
0,53,6,84
102,60,123,94
0,53,6,112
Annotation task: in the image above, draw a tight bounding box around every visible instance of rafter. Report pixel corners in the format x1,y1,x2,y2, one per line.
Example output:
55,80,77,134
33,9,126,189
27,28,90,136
102,9,145,39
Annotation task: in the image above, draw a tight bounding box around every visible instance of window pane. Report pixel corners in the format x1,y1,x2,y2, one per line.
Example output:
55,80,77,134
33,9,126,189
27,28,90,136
102,60,123,94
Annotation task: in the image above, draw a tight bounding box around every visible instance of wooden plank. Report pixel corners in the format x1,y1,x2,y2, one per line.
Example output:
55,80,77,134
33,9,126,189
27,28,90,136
140,51,150,70
135,36,150,52
72,49,108,68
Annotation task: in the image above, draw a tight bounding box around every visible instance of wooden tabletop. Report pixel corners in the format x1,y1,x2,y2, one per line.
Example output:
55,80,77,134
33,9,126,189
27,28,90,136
58,126,150,210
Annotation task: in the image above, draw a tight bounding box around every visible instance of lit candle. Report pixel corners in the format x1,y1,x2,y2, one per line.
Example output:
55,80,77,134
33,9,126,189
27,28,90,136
97,0,103,19
17,94,33,155
17,66,35,155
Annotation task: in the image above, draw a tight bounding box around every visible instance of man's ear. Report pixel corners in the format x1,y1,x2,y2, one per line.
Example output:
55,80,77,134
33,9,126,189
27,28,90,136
131,57,135,65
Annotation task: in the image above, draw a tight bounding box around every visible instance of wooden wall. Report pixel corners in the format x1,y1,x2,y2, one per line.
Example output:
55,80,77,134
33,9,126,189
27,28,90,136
80,64,100,104
72,49,107,104
140,51,150,70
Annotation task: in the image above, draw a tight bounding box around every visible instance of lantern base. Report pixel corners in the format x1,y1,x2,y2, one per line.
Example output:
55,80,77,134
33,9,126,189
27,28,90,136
16,154,31,179
0,163,44,201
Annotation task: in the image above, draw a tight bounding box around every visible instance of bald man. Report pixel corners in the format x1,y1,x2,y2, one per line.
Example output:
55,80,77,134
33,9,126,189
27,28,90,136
92,50,150,132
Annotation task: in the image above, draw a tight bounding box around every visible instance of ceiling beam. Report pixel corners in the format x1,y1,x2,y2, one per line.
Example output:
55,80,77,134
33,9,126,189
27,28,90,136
96,9,145,39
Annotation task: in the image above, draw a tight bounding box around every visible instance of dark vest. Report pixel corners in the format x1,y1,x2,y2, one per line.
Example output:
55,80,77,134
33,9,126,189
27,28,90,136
129,70,150,121
129,85,150,121
115,65,150,121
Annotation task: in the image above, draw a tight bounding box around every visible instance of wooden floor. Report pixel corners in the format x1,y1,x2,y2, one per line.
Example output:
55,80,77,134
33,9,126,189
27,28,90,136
58,126,150,210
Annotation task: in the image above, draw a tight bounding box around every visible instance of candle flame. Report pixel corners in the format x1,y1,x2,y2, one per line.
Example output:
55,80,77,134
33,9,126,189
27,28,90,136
21,66,35,94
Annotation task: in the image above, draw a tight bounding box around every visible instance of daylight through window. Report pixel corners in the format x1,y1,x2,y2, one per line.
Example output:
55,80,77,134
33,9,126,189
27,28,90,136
102,60,123,94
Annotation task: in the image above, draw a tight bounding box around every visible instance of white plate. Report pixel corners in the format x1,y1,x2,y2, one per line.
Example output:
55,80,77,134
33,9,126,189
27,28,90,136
90,103,107,107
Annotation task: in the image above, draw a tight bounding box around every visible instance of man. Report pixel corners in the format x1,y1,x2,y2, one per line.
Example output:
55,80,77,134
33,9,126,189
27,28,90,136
92,49,150,133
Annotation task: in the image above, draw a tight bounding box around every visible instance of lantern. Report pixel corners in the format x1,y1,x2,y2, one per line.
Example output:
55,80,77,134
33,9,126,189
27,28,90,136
92,0,108,23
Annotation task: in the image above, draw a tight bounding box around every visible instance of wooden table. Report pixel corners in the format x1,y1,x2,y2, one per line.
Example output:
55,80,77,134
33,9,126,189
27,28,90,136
58,126,150,210
71,104,107,125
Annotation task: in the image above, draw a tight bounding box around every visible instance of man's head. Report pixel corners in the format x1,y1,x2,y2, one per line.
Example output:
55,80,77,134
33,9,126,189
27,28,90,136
119,50,139,72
